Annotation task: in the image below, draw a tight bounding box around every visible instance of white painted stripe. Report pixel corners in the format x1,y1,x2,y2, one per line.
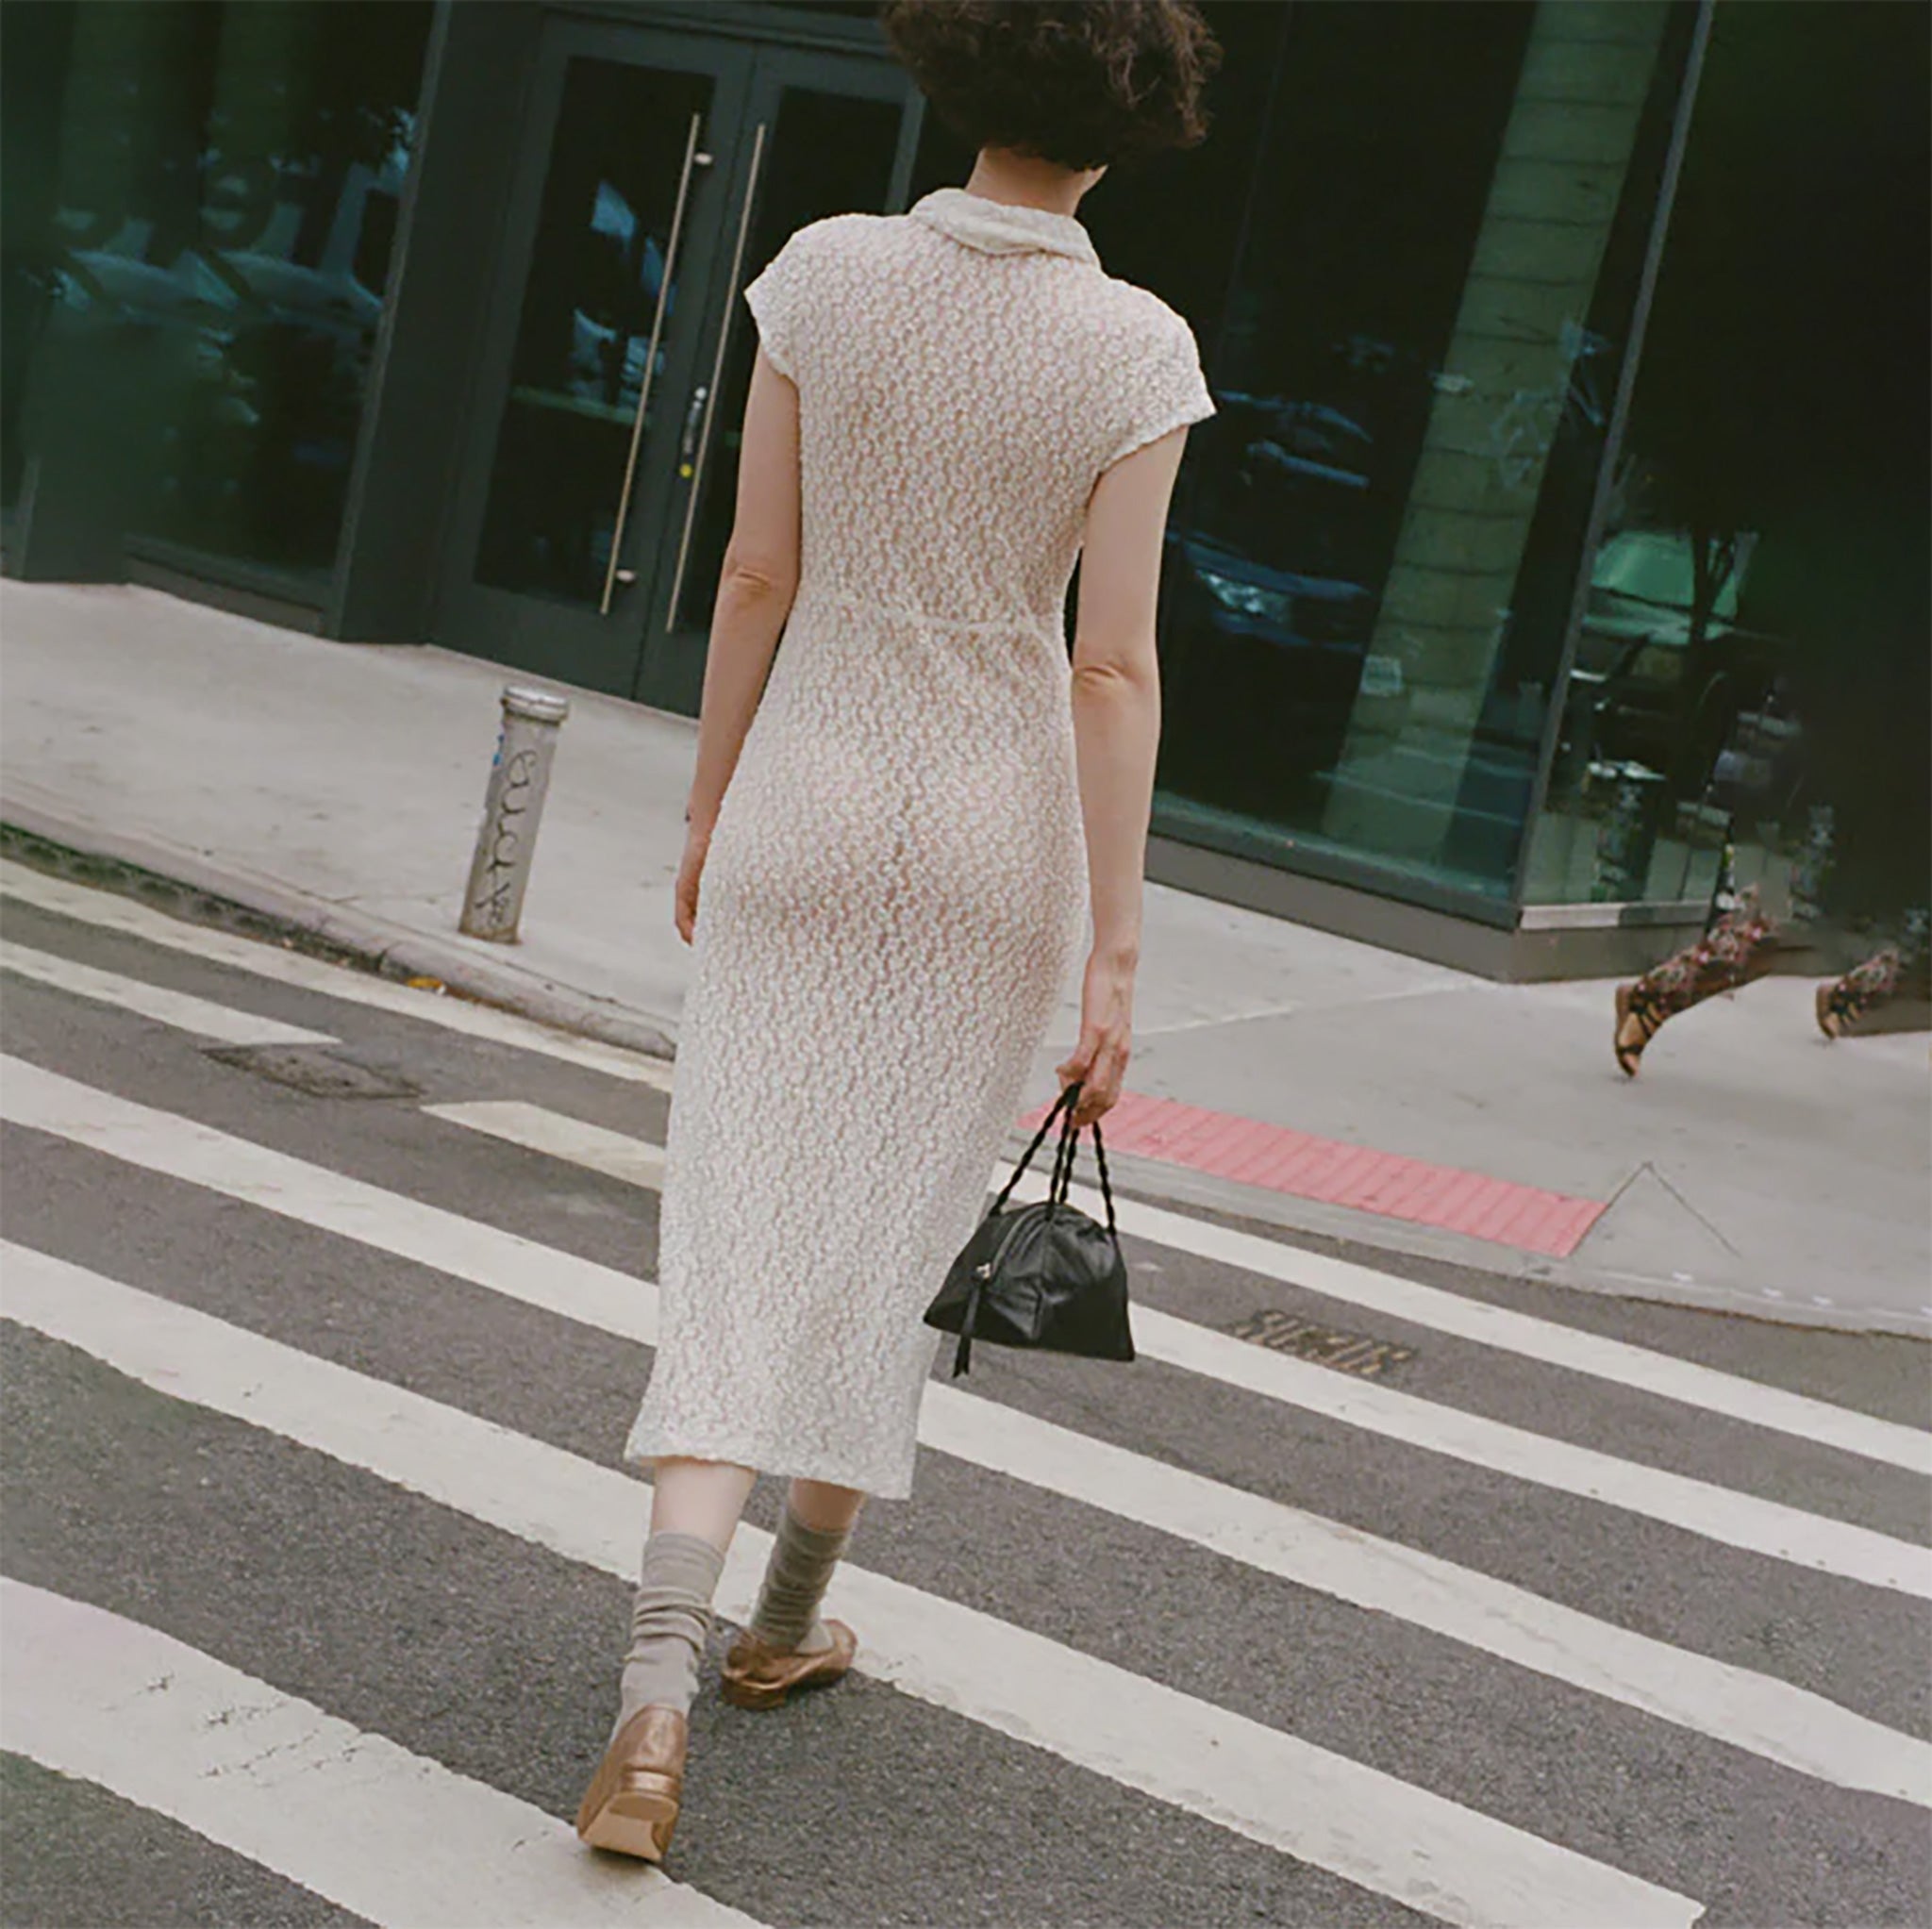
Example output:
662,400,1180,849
996,1162,1932,1477
913,1388,1932,1807
0,859,675,1090
388,1092,1932,1600
1,938,335,1047
1,1578,760,1929
1,1056,651,1340
424,1100,666,1189
2,1069,1923,1802
323,1106,1932,1804
1,1247,1704,1929
10,852,1909,1474
1120,1298,1932,1599
3,1056,1924,1601
428,1090,1931,1479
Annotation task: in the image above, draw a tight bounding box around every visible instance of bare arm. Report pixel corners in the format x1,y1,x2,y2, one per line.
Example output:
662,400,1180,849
675,346,801,941
1056,422,1191,1123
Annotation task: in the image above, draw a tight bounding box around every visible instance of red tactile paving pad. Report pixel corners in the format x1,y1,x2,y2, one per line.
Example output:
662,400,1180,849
1019,1089,1605,1259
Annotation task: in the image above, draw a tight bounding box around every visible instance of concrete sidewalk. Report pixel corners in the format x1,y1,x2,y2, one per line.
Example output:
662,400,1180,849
4,580,1925,1335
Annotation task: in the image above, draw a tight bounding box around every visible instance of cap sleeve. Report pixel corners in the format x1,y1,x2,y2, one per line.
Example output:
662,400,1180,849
1100,313,1216,474
743,226,813,383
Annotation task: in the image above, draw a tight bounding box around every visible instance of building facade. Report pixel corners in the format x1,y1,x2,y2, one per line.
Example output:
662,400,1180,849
4,0,1924,976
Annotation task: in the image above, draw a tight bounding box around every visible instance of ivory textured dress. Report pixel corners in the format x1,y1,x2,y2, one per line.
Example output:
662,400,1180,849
624,187,1215,1500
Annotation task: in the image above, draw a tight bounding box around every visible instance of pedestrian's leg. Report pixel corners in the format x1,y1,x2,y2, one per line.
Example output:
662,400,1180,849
576,1455,755,1861
721,1476,865,1710
613,1457,758,1730
1615,895,1779,1075
649,1455,760,1547
1818,908,1930,1039
1817,947,1903,1039
755,1478,864,1651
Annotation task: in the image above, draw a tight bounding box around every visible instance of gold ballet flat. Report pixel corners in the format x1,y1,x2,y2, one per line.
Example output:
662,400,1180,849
719,1620,858,1710
575,1705,687,1862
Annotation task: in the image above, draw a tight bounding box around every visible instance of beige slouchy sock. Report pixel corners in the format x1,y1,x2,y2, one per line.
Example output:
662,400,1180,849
747,1501,854,1655
613,1530,725,1738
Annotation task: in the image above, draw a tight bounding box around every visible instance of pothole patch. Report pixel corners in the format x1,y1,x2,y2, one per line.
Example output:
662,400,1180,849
202,1044,423,1101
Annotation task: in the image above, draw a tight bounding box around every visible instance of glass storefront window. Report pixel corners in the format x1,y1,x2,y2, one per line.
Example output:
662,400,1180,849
1524,0,1930,929
5,0,431,591
1153,0,1694,906
0,3,76,519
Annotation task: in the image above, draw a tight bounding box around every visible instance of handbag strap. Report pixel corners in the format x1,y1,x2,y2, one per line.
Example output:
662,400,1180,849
986,1078,1122,1242
987,1078,1081,1218
1047,1087,1120,1243
1047,1089,1079,1210
1090,1116,1120,1241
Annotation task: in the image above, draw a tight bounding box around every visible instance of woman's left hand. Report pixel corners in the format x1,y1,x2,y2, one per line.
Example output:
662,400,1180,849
674,823,711,945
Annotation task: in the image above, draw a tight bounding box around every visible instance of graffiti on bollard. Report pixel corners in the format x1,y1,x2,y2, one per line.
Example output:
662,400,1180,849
460,686,570,942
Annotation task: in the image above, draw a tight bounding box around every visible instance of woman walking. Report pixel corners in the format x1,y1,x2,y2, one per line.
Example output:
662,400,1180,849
575,0,1222,1861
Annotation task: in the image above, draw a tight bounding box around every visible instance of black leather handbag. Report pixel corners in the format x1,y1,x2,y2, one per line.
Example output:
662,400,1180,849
924,1079,1134,1377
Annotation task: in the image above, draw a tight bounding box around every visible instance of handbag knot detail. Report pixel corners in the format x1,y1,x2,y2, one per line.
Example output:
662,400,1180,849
924,1081,1135,1377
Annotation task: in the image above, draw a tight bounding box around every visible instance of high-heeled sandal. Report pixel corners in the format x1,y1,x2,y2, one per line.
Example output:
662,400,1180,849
575,1705,687,1862
719,1620,858,1710
1613,981,1667,1076
1815,981,1852,1039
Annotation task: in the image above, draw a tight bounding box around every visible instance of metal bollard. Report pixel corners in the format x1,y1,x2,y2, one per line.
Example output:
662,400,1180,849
459,686,571,942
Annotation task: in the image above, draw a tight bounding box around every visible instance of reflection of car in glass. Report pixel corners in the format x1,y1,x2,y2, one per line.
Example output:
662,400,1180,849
1169,529,1375,652
1159,524,1380,811
1585,529,1752,656
1562,528,1789,786
1246,400,1373,495
1154,350,1437,816
1201,386,1388,587
55,194,387,352
42,147,408,561
1162,386,1381,721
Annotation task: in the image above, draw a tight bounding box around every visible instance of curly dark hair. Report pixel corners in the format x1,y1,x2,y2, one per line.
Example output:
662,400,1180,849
879,1,1221,171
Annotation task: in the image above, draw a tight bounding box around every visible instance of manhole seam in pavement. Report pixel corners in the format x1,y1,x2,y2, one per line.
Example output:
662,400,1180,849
201,1044,424,1101
1228,1307,1415,1378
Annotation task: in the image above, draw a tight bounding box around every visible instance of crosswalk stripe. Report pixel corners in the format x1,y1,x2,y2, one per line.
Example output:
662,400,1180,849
913,1389,1932,1805
1122,1304,1931,1597
0,860,676,1090
424,1100,667,1188
410,1100,1932,1604
427,1089,1930,1477
5,1053,1924,1603
1040,1169,1932,1476
1,1245,1707,1929
15,853,1918,1479
0,938,336,1047
3,1066,1924,1799
2,1055,653,1339
1,1578,761,1929
1048,1171,1932,1475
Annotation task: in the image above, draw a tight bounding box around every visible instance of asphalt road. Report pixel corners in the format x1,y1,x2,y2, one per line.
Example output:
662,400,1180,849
2,857,1927,1929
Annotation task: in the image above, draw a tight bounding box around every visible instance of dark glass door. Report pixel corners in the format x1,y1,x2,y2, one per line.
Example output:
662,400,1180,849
436,16,916,706
435,23,746,691
633,55,912,713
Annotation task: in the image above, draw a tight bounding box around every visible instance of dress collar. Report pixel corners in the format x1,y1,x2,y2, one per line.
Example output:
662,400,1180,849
908,187,1101,267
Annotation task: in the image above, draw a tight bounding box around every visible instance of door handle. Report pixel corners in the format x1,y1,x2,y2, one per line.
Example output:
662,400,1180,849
678,384,710,475
664,119,768,634
599,108,705,617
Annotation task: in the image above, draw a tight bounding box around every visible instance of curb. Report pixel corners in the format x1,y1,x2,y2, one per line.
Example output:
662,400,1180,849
0,797,678,1063
1071,1145,1931,1340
